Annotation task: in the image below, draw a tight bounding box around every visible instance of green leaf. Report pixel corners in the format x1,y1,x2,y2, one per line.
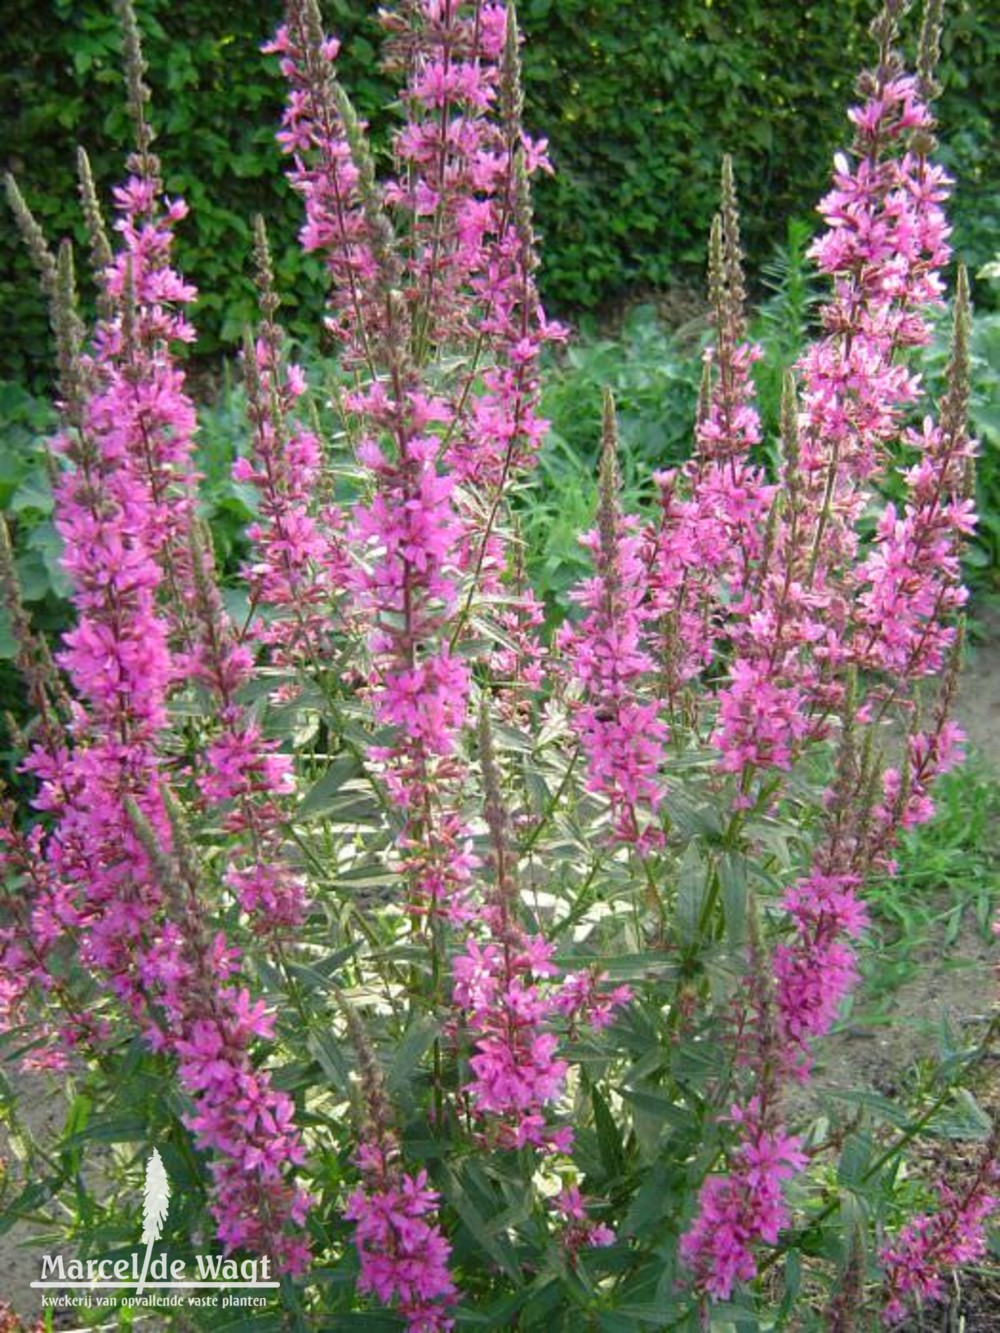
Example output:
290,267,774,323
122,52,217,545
9,475,53,516
285,944,357,995
297,758,377,824
676,843,706,945
26,520,71,596
592,1085,626,1179
719,853,747,948
825,1089,912,1130
622,1164,672,1237
14,550,51,602
776,1249,802,1322
0,1180,61,1236
387,1017,439,1095
441,1168,522,1282
837,1132,873,1187
308,1030,352,1094
0,605,15,659
62,1093,92,1142
64,1114,149,1146
928,1088,994,1141
553,952,678,984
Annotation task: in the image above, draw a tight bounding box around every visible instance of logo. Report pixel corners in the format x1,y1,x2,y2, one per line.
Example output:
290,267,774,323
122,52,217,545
31,1149,279,1312
139,1148,170,1294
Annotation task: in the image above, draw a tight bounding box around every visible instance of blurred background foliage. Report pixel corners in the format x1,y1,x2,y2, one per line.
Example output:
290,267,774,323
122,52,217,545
1,0,997,386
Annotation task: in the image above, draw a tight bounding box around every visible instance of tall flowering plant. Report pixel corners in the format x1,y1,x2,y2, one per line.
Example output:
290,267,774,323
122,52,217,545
1,0,990,1327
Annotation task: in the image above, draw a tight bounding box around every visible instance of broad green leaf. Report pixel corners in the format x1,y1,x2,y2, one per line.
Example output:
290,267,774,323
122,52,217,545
9,475,53,516
65,1114,149,1146
837,1132,873,1187
298,764,381,827
0,605,15,659
927,1088,994,1141
825,1088,911,1130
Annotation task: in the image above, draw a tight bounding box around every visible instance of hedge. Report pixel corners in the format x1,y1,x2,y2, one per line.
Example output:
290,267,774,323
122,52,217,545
2,0,997,386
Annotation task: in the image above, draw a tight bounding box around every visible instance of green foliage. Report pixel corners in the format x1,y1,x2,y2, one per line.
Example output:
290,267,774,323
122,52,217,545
750,217,822,435
0,0,391,386
964,262,1000,593
2,7,999,1325
934,3,1000,286
526,306,700,613
861,761,1000,996
9,265,997,673
543,305,701,477
526,287,1000,610
520,0,999,311
3,0,997,387
0,383,67,778
909,260,1000,596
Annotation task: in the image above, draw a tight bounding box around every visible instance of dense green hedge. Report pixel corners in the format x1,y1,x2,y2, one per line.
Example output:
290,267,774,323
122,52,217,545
521,0,999,307
3,0,998,386
1,0,386,385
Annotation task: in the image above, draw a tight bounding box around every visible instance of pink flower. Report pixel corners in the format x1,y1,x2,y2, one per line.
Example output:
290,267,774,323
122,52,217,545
554,1185,617,1253
681,1100,805,1299
561,431,666,845
345,1151,457,1331
881,1180,998,1325
15,124,312,1270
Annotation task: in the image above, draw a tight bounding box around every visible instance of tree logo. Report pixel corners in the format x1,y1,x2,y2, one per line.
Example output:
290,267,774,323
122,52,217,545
137,1149,170,1295
30,1146,278,1310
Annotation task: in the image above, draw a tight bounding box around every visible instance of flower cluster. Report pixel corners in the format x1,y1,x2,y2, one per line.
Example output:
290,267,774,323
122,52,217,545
3,0,982,1325
680,1100,806,1301
270,4,459,787
491,546,547,718
345,1139,457,1333
266,8,388,366
560,394,666,845
168,977,312,1272
340,1007,457,1332
681,915,808,1300
234,222,344,673
453,931,570,1151
189,581,308,929
773,870,868,1071
0,809,102,1071
454,712,630,1159
4,24,312,1267
349,386,474,922
881,1174,998,1325
454,926,631,1153
647,160,771,725
553,1184,616,1254
681,8,974,1300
